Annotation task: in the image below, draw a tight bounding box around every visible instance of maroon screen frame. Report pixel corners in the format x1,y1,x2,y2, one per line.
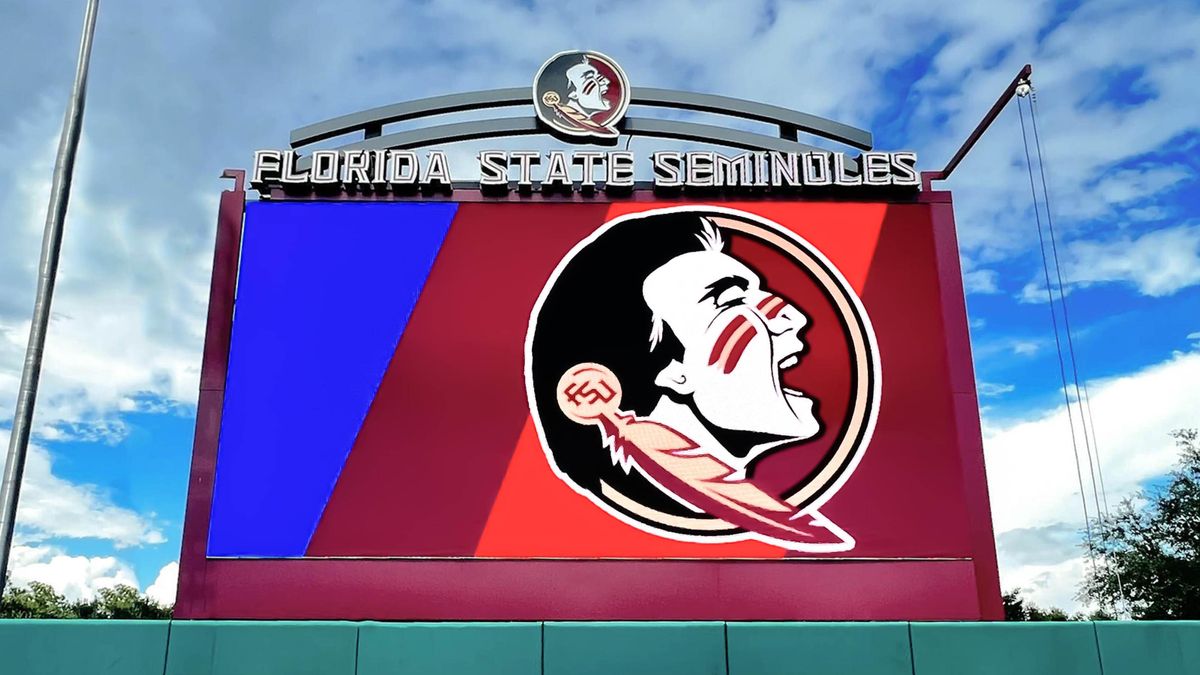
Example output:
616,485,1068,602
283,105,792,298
174,175,1002,620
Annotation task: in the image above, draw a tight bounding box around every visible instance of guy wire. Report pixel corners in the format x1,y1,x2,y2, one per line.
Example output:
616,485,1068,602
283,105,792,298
1017,96,1097,579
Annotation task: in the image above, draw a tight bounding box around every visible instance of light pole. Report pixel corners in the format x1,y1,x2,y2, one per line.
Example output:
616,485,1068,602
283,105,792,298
0,0,101,593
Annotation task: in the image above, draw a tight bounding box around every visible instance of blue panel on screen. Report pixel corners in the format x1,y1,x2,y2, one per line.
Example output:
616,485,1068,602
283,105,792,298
207,201,456,557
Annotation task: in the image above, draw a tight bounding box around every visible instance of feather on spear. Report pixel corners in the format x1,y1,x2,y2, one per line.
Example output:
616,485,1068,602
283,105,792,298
543,91,618,137
557,363,851,550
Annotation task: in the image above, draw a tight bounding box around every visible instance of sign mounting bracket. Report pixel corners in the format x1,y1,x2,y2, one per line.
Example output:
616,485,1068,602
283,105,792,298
921,64,1033,191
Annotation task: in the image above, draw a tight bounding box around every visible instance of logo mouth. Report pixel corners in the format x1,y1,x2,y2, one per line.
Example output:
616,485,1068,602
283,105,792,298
778,348,806,398
779,351,802,371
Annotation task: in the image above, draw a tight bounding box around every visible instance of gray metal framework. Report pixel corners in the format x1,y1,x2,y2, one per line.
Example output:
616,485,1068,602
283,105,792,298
288,86,873,170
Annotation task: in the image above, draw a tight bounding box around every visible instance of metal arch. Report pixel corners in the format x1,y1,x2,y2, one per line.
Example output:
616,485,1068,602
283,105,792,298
293,116,857,174
298,118,539,164
290,88,530,147
289,87,872,151
632,88,871,150
620,118,830,156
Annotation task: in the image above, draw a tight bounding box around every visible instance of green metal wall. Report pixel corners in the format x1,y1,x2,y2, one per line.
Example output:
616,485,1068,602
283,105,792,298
0,620,1196,675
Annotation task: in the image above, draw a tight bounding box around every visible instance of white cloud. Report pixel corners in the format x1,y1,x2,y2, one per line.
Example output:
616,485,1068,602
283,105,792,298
1124,205,1169,223
1012,340,1041,356
0,429,164,548
1069,225,1200,297
1002,555,1093,613
964,268,1001,294
0,125,208,441
1020,224,1200,301
144,561,178,606
6,544,139,602
985,349,1200,610
1091,165,1191,207
2,426,167,602
1019,280,1057,304
977,382,1015,397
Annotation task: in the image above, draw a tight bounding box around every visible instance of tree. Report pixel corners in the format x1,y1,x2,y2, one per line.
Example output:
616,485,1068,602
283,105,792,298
0,581,171,619
90,584,173,620
1003,588,1071,621
1082,428,1200,619
0,582,78,619
1003,588,1115,621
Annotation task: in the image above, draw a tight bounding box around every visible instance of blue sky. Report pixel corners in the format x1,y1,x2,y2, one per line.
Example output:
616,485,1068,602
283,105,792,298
1,0,1198,611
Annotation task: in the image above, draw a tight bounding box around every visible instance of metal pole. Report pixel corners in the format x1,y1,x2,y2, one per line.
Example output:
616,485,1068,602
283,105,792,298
921,64,1032,190
0,0,100,593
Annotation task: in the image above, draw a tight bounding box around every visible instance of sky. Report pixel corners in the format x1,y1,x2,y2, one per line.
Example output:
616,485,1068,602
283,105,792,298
0,0,1197,612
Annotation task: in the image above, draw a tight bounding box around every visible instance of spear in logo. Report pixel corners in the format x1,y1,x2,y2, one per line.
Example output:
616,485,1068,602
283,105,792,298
556,363,851,551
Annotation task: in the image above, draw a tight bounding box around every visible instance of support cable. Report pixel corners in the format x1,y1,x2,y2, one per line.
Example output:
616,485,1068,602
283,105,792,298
1024,91,1128,617
1080,383,1113,518
1028,92,1114,523
1080,382,1125,620
1027,91,1108,523
1016,95,1098,580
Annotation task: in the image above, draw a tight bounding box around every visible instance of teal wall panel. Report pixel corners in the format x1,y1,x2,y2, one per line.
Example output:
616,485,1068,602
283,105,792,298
163,621,357,675
356,622,541,675
3,618,1198,675
910,623,1102,675
544,621,726,675
1094,621,1200,675
728,622,912,675
0,620,168,675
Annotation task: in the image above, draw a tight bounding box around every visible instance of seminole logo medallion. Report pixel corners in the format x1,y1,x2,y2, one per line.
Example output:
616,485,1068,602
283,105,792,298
533,50,630,140
526,207,881,552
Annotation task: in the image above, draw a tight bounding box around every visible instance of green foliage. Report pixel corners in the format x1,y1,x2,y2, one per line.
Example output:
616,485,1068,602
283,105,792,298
1002,588,1072,621
0,580,171,619
0,581,79,619
1082,428,1200,619
1003,588,1116,621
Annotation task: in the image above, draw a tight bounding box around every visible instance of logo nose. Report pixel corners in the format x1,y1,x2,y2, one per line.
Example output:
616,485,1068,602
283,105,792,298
756,295,807,334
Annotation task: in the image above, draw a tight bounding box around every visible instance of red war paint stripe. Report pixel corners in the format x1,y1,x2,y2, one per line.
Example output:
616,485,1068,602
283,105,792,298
757,295,786,319
709,315,748,365
723,324,759,374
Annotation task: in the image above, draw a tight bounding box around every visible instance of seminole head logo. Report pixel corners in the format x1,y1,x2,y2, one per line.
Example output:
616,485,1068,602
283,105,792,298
526,207,881,552
534,50,630,140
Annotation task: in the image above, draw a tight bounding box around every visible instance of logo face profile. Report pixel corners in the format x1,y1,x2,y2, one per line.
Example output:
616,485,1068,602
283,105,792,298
526,206,881,552
533,50,630,139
